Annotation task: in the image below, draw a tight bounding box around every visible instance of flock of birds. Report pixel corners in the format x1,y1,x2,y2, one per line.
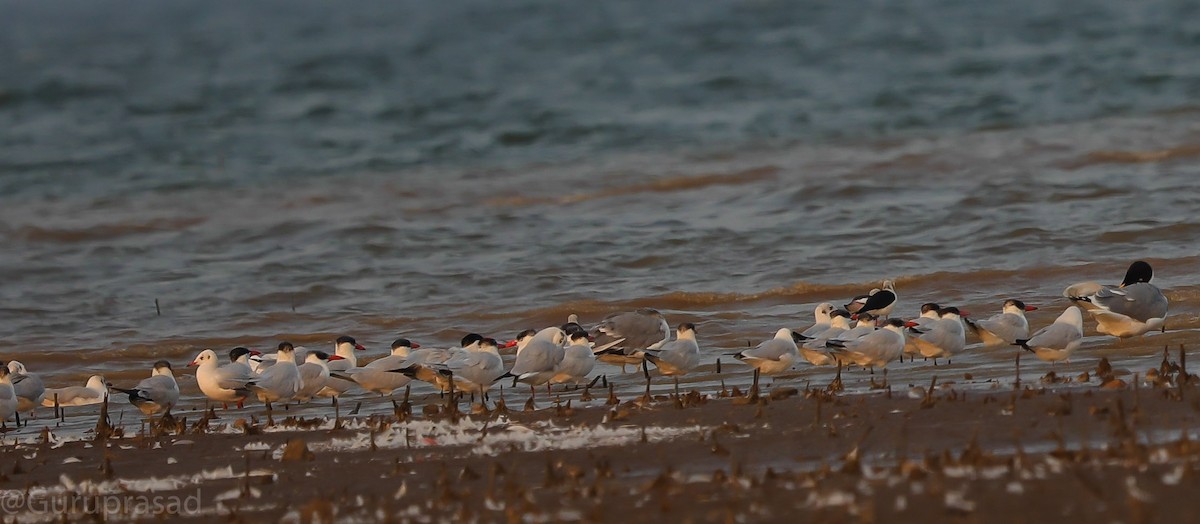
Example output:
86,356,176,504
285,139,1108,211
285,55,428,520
0,261,1170,427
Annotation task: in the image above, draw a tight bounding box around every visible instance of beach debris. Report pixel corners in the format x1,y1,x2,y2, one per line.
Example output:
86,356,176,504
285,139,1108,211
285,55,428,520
281,438,315,461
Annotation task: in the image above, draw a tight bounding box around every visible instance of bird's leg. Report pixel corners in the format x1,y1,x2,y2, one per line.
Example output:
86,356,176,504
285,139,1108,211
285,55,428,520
674,376,680,398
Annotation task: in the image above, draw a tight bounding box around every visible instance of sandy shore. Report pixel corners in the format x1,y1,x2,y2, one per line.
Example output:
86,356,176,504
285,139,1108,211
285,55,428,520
2,353,1200,522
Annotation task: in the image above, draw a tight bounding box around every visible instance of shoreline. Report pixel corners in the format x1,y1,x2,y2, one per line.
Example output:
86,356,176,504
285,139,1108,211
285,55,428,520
1,354,1199,522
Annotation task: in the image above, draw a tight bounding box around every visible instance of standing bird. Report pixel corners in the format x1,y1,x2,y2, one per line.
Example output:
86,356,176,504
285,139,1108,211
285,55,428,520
341,338,420,396
316,336,367,398
590,308,671,372
732,328,803,391
965,299,1038,347
643,323,701,395
42,375,109,408
909,307,968,364
7,361,45,414
845,288,881,315
247,342,303,410
827,318,914,373
1016,306,1084,365
113,361,180,417
440,337,507,402
0,366,17,428
295,351,341,402
851,280,897,320
395,334,484,391
501,327,566,406
1065,260,1169,338
798,303,836,338
189,349,255,408
552,332,598,387
800,310,853,365
902,303,942,361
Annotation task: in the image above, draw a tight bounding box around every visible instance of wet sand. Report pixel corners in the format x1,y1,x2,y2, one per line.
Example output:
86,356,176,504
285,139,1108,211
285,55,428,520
3,351,1200,522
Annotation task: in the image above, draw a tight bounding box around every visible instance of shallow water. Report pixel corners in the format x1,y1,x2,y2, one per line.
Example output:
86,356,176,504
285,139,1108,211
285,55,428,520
1,1,1198,417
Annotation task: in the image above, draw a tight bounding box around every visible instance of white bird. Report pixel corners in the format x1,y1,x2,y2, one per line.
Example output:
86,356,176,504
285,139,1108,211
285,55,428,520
851,280,897,320
643,323,701,395
909,307,968,363
551,332,597,386
395,334,484,391
503,327,566,403
7,361,45,413
827,318,914,373
113,361,180,416
799,303,836,338
800,310,853,365
189,348,256,408
440,337,508,400
965,299,1038,347
590,308,670,371
1065,260,1169,338
902,303,942,360
0,366,18,427
1016,306,1084,365
845,288,881,314
295,351,341,402
733,328,802,390
339,338,420,396
247,343,303,409
42,375,109,407
316,335,367,398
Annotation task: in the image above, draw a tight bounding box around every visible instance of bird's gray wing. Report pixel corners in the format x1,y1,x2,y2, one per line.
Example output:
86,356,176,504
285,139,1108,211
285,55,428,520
1026,323,1080,349
1091,283,1169,322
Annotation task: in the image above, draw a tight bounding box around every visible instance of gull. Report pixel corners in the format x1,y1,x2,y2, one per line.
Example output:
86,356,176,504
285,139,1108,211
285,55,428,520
800,309,853,365
643,322,701,395
798,303,836,338
1016,306,1084,365
852,280,897,320
965,299,1038,347
845,288,881,314
561,314,588,340
395,334,484,391
247,342,303,410
439,337,507,402
7,361,45,414
909,307,968,364
113,361,180,417
0,366,16,428
1065,260,1169,338
189,349,256,408
316,335,367,398
590,308,670,372
42,375,109,408
295,351,341,402
338,338,420,396
500,327,566,405
732,328,803,391
902,303,942,361
827,318,915,373
551,332,597,387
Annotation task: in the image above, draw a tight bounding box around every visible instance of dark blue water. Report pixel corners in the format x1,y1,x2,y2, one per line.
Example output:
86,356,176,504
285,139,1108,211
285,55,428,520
3,0,1200,199
2,0,1200,387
